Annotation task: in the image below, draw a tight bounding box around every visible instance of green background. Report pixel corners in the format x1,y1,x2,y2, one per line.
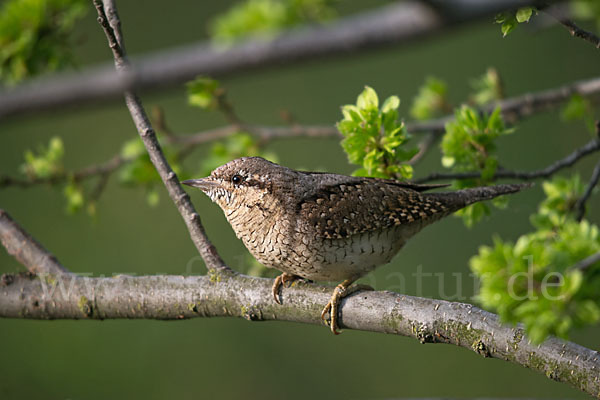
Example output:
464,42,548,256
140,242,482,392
1,1,599,399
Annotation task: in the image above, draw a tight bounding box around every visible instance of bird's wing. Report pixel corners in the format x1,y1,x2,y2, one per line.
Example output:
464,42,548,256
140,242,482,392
295,178,449,239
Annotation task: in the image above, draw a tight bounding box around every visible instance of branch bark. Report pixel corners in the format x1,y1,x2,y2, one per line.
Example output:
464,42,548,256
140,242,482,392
415,137,600,183
0,210,69,276
0,0,556,119
93,0,228,273
1,271,599,397
544,5,600,49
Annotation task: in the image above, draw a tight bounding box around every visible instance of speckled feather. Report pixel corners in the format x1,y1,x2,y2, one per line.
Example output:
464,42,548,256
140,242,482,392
296,177,451,239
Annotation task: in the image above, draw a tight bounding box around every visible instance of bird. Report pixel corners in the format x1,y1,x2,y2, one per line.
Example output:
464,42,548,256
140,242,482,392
182,157,530,334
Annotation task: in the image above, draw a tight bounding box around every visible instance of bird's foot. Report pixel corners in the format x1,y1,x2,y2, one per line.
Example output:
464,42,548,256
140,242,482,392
321,281,374,334
272,273,301,305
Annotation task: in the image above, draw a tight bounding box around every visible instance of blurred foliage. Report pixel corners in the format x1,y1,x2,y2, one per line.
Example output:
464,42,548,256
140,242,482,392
561,94,597,134
20,136,65,179
337,86,417,179
409,77,449,121
199,132,278,176
441,106,513,227
210,0,335,44
471,175,600,344
64,180,84,214
0,0,86,85
571,0,600,29
187,77,222,110
469,68,504,106
118,137,184,207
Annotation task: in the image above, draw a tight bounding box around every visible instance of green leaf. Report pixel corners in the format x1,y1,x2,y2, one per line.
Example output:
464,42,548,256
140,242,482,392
357,86,379,110
516,7,534,23
501,16,518,37
381,95,400,113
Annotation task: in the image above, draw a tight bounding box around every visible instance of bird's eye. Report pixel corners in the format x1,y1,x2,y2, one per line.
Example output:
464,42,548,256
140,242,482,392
231,174,243,185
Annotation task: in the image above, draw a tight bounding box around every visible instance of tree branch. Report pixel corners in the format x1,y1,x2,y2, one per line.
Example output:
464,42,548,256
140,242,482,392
3,76,598,192
93,0,228,273
0,210,69,276
407,76,600,135
544,5,600,49
0,270,598,397
575,157,600,221
0,0,557,119
415,138,600,183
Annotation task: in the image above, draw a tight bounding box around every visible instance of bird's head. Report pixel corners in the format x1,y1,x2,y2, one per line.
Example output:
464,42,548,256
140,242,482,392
182,157,290,210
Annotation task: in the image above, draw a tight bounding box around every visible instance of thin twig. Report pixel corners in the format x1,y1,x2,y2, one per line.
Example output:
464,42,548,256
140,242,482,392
415,138,600,183
0,155,127,189
0,210,69,275
408,133,436,165
3,76,599,192
544,5,600,49
406,76,600,134
569,251,600,273
575,158,600,221
94,0,229,272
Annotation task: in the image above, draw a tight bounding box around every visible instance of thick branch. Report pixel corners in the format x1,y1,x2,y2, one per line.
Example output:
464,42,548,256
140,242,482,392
0,0,555,119
415,138,600,183
94,0,228,272
0,210,69,275
1,271,598,397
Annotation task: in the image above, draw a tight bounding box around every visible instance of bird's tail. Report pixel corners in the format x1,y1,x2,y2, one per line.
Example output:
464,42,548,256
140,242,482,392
424,183,533,212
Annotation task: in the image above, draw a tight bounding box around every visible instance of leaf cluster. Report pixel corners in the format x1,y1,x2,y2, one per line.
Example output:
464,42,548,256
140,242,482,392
20,136,65,179
471,175,600,344
337,86,417,179
441,106,513,226
0,0,86,84
495,7,536,37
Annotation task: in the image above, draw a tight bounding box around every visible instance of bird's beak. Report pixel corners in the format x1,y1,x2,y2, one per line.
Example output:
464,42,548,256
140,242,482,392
181,178,219,192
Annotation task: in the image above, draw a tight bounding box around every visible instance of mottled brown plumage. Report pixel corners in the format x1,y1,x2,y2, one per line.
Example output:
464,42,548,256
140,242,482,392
183,157,530,333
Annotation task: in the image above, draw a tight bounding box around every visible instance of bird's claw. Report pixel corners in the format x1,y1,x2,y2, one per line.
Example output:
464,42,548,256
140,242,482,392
272,273,299,305
321,282,374,335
